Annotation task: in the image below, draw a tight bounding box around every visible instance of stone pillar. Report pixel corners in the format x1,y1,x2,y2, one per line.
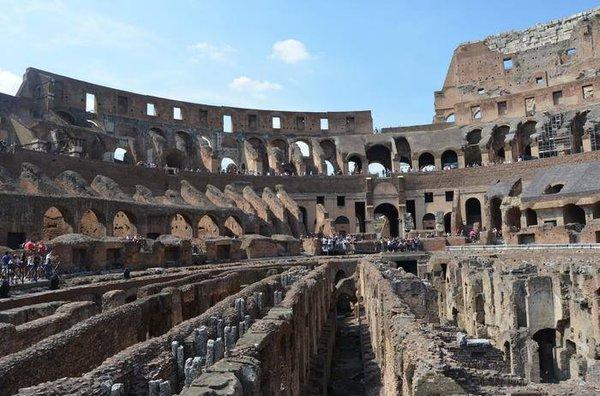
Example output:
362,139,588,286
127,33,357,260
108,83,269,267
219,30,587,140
531,141,540,158
434,155,442,171
504,142,513,163
582,133,592,152
457,152,465,168
481,151,490,165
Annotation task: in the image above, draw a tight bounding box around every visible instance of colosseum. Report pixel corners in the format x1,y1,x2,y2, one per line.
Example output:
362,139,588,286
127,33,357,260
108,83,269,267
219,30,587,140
1,6,600,396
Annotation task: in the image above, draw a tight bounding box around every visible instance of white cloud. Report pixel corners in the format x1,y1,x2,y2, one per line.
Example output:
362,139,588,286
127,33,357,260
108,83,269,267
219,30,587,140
229,76,282,92
0,69,22,95
189,42,236,62
271,39,310,64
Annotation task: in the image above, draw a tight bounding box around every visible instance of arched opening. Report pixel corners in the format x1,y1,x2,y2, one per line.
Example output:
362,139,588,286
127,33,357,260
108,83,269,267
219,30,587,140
324,160,335,176
395,137,412,169
247,137,269,174
347,154,363,175
334,216,351,235
224,216,243,237
366,145,392,173
368,162,386,176
175,131,192,155
422,213,436,230
199,136,212,148
506,207,521,231
489,126,508,164
294,141,311,157
220,157,238,173
374,203,399,238
80,209,106,238
515,121,536,160
42,207,73,241
525,208,538,226
532,328,557,383
418,152,435,171
113,147,133,164
465,198,482,228
490,198,502,230
170,214,193,239
544,184,564,194
465,129,482,166
444,212,452,234
441,150,458,169
165,149,185,169
563,204,586,226
503,341,512,368
113,211,137,238
198,215,219,239
446,113,455,123
320,139,339,174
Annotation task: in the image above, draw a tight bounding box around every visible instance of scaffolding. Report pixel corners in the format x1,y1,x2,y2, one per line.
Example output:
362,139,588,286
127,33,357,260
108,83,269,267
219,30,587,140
539,114,572,158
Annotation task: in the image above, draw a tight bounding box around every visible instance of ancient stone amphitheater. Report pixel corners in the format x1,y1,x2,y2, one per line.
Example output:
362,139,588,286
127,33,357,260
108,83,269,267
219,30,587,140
1,7,600,396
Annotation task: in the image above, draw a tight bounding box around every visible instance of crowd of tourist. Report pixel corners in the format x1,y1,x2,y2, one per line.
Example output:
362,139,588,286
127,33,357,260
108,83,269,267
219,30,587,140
0,241,59,287
379,236,423,252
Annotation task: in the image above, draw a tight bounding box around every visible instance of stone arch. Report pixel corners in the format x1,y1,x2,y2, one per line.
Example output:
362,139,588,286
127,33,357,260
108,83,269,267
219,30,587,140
42,206,73,241
465,129,482,166
334,216,351,235
374,203,399,238
224,216,244,237
247,137,269,174
199,136,212,148
422,213,436,230
113,147,133,164
346,153,363,174
418,152,435,170
366,144,392,174
170,213,193,239
395,137,411,164
80,209,107,238
113,211,137,238
197,215,220,239
220,157,238,173
441,149,458,169
514,121,536,159
563,204,586,226
164,149,186,169
465,197,482,228
175,131,193,156
489,125,509,163
320,139,340,173
294,140,311,157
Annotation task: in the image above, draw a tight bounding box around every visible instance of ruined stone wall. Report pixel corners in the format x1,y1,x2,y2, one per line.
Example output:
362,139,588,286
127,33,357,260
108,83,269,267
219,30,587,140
0,267,273,394
432,250,600,383
434,8,600,123
13,264,298,395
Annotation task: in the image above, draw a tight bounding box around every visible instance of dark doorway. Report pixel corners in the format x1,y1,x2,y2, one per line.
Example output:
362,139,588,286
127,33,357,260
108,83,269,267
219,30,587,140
146,232,160,240
444,212,452,234
396,260,417,276
533,328,558,383
490,198,502,230
354,202,366,233
374,203,399,238
465,198,482,227
6,232,26,250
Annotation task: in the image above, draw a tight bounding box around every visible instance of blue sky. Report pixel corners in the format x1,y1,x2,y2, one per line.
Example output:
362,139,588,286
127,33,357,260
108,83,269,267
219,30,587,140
0,0,598,128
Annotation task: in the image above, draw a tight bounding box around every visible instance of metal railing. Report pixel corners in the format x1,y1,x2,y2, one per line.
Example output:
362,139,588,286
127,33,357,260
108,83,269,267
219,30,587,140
446,243,600,251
